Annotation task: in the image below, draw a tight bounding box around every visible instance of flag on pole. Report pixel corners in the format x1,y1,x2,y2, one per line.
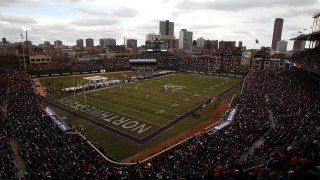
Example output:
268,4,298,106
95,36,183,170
255,39,259,44
21,33,23,39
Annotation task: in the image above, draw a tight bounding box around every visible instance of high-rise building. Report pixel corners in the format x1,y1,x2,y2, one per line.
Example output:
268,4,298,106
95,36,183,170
105,38,116,47
292,40,306,52
54,40,62,47
159,20,174,36
193,40,197,47
126,39,137,48
204,40,210,49
86,38,94,47
197,37,205,48
204,40,218,50
271,18,284,51
2,38,7,45
174,39,179,49
276,40,288,52
76,39,84,47
99,38,106,47
238,41,243,48
98,38,116,47
219,41,235,50
44,41,50,47
179,29,193,51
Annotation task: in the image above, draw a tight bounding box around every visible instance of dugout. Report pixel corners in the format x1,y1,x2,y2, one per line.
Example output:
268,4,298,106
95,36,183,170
129,59,157,71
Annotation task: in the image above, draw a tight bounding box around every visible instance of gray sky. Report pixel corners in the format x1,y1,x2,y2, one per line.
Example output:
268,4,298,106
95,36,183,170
0,0,318,50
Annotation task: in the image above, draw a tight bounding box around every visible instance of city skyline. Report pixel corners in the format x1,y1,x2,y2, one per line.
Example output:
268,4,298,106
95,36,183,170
0,0,318,50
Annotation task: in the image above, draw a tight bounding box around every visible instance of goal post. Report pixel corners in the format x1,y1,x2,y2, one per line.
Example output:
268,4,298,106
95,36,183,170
73,73,87,112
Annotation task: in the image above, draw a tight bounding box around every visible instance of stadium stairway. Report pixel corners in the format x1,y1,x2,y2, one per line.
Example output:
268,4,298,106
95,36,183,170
9,139,26,179
239,105,276,163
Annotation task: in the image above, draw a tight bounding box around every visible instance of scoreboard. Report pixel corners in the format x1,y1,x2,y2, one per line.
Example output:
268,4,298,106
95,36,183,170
145,40,168,52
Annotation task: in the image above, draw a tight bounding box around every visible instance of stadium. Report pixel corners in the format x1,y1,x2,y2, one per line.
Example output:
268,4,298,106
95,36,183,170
1,7,320,180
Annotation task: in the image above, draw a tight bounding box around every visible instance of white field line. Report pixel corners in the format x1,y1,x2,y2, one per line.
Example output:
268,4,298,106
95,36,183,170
88,88,187,114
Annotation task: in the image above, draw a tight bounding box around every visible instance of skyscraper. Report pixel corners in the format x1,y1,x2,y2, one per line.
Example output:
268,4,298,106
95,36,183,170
44,41,50,47
105,38,116,46
238,41,243,48
126,39,137,48
99,38,106,47
86,38,94,47
271,18,284,51
76,39,84,47
54,40,62,47
159,20,174,36
2,38,7,45
197,37,205,48
179,29,193,51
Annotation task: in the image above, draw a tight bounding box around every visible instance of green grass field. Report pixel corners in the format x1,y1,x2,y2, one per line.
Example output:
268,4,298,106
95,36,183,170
41,72,242,160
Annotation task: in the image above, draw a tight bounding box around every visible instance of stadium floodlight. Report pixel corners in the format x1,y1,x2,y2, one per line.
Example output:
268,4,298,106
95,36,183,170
313,9,320,18
21,25,31,72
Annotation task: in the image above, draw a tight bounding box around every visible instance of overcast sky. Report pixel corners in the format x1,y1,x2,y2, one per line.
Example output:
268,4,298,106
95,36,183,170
0,0,318,50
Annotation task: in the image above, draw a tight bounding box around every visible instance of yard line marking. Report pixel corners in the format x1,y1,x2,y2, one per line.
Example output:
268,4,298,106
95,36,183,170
88,87,190,112
170,103,179,107
155,110,165,114
86,91,187,114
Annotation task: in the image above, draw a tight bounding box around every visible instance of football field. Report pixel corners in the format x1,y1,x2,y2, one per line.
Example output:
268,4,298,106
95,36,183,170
41,72,243,159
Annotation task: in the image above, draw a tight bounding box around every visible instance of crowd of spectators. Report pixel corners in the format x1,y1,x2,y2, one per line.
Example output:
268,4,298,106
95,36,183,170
253,70,320,156
178,58,220,72
291,46,320,71
135,51,249,74
28,51,250,75
1,65,319,179
0,70,131,179
0,71,19,179
270,53,286,59
245,135,320,179
220,64,249,74
0,134,15,179
29,59,130,74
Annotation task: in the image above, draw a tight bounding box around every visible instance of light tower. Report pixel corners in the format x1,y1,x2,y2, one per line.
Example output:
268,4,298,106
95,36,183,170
21,26,31,71
311,10,320,33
